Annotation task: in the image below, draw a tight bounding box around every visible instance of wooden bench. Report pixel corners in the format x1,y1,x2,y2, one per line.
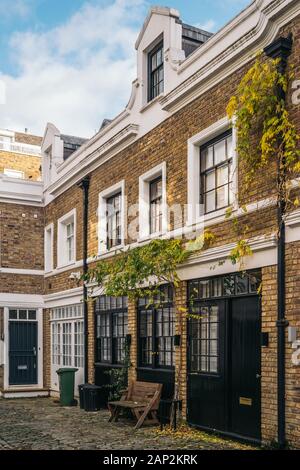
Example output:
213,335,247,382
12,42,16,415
108,381,163,429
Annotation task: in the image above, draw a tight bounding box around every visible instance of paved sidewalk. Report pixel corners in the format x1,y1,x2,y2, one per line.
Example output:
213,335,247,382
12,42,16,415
0,398,255,450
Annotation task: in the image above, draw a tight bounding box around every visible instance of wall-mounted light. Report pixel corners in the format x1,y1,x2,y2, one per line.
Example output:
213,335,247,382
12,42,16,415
288,326,297,343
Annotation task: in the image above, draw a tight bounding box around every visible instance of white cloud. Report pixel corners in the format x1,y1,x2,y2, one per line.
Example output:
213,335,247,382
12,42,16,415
0,0,33,21
195,19,217,32
0,0,147,137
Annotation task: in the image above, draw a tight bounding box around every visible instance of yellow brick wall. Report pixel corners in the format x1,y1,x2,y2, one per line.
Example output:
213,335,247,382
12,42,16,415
0,151,41,181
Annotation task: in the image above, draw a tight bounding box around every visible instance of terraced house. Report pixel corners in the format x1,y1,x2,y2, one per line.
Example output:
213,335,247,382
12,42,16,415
1,0,300,448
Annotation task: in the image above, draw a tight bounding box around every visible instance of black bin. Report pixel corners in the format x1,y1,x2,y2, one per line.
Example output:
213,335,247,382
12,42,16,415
83,384,103,412
78,384,86,409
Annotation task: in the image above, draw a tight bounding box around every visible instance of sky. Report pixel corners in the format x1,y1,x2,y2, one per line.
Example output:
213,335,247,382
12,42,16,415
0,0,251,137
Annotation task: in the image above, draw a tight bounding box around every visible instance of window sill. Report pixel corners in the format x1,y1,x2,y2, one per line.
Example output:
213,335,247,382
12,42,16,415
136,366,175,373
138,230,166,243
98,244,124,258
186,205,237,228
56,260,76,270
140,93,164,113
94,362,126,369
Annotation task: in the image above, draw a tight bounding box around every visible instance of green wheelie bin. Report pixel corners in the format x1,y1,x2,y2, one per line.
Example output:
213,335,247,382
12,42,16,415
56,367,78,406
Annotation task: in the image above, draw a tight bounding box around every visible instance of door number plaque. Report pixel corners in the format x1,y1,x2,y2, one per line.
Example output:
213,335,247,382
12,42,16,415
239,397,252,406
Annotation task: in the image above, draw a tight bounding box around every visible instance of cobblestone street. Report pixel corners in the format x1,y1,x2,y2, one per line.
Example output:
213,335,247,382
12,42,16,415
0,398,256,450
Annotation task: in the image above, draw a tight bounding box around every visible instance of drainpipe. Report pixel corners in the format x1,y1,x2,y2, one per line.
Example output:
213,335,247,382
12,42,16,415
78,175,90,384
264,35,293,449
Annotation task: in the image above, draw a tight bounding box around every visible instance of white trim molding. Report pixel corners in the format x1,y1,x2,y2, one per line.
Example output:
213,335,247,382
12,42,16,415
178,233,278,280
3,307,44,392
43,287,83,308
44,223,54,273
139,162,167,240
0,174,43,206
0,293,44,309
187,117,238,226
98,180,125,255
57,208,77,269
0,268,44,276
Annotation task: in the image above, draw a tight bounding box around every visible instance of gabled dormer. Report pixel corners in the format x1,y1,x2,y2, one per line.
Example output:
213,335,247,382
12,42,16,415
42,123,87,188
132,7,212,110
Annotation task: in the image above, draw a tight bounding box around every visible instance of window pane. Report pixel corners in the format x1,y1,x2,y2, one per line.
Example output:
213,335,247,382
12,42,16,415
19,310,27,320
223,275,235,295
205,190,215,212
216,185,228,209
205,170,215,192
217,165,228,186
189,304,219,374
227,135,233,157
211,278,222,297
203,146,214,170
199,281,210,298
214,139,226,164
9,310,17,320
28,310,36,320
236,273,248,294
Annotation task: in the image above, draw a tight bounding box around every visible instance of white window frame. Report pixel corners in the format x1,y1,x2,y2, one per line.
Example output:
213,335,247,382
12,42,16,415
50,305,84,369
187,117,238,226
3,168,24,179
44,223,54,273
139,162,167,240
57,209,76,268
98,180,125,254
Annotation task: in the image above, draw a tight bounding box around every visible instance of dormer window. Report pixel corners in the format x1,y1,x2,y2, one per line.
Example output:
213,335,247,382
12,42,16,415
148,41,164,102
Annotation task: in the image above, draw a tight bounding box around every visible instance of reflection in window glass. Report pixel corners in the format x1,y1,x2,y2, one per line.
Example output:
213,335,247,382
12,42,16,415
189,305,219,374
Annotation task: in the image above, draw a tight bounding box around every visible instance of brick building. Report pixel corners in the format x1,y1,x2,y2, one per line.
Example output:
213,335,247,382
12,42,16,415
1,0,300,447
0,129,44,396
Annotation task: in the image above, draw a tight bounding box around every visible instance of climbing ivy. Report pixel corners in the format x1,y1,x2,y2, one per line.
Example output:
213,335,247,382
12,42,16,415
225,53,300,267
227,53,300,188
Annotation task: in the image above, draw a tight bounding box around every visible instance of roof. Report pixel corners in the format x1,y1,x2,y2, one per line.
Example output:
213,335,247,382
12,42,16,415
60,134,88,161
60,134,87,146
181,23,213,43
100,119,112,130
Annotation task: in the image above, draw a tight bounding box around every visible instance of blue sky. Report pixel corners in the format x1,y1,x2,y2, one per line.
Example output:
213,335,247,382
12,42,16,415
0,0,251,136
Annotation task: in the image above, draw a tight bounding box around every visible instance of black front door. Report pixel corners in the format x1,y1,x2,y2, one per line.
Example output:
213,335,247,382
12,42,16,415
229,296,261,440
9,321,38,385
187,300,226,431
187,276,261,441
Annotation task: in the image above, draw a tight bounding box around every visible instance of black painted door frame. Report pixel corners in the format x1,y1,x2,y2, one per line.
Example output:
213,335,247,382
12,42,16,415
187,294,261,442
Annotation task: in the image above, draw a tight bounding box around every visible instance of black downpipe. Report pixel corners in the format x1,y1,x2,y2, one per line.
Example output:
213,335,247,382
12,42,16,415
78,175,90,384
264,35,293,449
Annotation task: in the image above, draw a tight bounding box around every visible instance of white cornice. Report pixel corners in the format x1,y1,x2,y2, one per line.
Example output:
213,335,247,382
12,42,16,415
0,293,44,308
286,209,300,227
0,174,43,206
183,234,277,267
161,0,300,112
0,268,44,276
49,124,139,198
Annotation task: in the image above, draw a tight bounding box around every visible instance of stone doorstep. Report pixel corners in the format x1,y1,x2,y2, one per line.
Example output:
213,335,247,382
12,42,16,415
0,387,49,398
